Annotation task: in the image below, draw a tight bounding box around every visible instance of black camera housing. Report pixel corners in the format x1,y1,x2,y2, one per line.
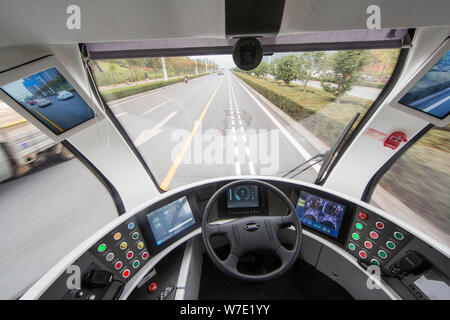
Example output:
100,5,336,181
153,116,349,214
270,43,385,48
232,38,263,71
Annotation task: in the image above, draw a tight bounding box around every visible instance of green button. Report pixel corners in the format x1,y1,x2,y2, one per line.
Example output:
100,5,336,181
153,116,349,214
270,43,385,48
97,243,106,252
394,232,404,240
371,259,380,266
355,222,363,230
386,241,396,249
348,243,356,251
378,250,387,259
352,233,360,241
132,232,139,240
133,260,140,268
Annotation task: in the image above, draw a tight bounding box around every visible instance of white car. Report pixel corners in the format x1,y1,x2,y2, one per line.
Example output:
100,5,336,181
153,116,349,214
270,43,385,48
35,98,51,107
56,90,73,100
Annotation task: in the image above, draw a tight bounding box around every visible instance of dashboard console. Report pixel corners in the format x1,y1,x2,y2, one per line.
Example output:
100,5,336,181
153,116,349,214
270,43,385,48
24,177,450,301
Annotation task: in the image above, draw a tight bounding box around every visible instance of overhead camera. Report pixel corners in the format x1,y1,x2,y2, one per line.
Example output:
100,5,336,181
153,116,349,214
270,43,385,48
232,38,263,71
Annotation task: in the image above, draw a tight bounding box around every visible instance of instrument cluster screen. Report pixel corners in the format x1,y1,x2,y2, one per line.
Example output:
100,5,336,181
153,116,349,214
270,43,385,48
227,185,259,208
296,191,345,238
146,196,196,246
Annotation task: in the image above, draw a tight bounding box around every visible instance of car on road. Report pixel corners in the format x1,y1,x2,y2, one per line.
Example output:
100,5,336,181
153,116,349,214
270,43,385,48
24,98,37,105
217,70,224,75
56,90,73,101
35,98,51,108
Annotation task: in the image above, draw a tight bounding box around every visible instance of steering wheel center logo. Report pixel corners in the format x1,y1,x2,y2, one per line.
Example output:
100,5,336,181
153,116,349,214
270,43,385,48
244,223,259,232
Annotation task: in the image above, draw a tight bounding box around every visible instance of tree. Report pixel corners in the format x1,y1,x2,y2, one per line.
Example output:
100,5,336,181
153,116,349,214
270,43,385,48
320,50,370,101
253,61,269,78
274,54,299,85
297,52,325,89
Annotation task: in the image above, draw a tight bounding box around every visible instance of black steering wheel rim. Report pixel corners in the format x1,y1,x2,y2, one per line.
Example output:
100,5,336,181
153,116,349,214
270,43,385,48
201,179,302,282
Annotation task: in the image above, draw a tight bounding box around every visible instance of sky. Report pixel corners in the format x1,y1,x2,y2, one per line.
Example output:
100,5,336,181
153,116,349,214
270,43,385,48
191,54,283,70
191,55,236,70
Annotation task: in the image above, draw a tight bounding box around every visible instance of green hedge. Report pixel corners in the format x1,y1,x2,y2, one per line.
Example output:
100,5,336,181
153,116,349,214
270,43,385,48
234,72,317,122
100,73,208,102
233,72,371,146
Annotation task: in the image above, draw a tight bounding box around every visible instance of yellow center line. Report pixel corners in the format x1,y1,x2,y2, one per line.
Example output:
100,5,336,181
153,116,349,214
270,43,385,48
160,77,224,190
29,106,64,133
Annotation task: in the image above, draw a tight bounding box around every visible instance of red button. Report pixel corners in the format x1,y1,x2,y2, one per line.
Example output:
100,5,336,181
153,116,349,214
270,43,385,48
370,231,379,239
126,251,134,259
358,211,368,220
364,241,373,249
122,269,130,278
148,282,158,293
376,221,385,229
359,250,367,259
115,261,122,270
142,252,149,260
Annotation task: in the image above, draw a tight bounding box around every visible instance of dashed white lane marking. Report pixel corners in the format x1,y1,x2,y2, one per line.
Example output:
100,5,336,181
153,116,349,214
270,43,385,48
229,74,256,175
248,162,256,175
116,112,128,117
233,74,320,172
142,98,173,116
235,162,242,175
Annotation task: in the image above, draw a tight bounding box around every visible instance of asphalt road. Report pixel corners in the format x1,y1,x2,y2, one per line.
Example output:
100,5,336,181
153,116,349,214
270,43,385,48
0,158,117,299
110,72,323,190
408,88,450,118
25,92,95,134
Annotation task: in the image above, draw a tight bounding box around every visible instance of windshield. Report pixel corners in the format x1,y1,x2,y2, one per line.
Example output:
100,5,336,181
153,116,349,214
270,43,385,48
91,49,399,190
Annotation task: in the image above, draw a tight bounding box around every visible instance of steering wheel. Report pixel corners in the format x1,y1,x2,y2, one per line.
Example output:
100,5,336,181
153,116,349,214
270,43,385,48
202,179,302,282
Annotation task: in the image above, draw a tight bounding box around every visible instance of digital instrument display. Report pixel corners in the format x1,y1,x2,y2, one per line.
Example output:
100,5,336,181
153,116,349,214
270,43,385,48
296,191,345,238
0,67,95,135
398,50,449,119
146,197,196,246
227,185,259,208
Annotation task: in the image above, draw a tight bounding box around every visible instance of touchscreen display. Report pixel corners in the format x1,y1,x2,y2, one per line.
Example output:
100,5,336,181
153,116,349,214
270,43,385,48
146,196,196,246
296,191,345,238
398,50,449,119
1,67,95,134
227,185,259,208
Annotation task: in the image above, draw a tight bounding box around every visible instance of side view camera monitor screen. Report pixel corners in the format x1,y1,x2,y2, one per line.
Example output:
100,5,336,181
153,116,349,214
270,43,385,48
0,67,95,135
398,50,449,119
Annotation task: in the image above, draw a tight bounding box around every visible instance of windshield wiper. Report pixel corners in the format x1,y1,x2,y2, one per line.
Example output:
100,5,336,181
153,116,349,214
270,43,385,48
283,112,360,181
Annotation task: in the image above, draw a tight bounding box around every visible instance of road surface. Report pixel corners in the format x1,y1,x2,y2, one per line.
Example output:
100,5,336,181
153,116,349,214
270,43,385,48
0,158,117,299
23,92,94,134
110,72,323,190
406,87,450,119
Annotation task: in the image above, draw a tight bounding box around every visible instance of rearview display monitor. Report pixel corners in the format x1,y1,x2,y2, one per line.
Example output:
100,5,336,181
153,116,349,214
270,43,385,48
296,191,345,238
146,197,196,246
398,50,450,119
0,67,95,135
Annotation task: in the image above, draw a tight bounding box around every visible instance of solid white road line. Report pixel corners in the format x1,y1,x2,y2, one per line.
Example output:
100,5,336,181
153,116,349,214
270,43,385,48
423,96,450,112
248,162,256,175
133,111,178,146
232,74,320,173
142,98,173,116
235,162,241,175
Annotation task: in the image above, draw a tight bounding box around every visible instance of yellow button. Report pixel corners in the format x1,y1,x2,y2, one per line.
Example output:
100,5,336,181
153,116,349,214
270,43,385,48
137,242,144,250
113,232,121,241
120,241,127,250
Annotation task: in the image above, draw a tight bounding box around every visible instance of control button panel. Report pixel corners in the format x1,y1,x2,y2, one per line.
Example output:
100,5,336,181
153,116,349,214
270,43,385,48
345,208,411,266
91,217,149,281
